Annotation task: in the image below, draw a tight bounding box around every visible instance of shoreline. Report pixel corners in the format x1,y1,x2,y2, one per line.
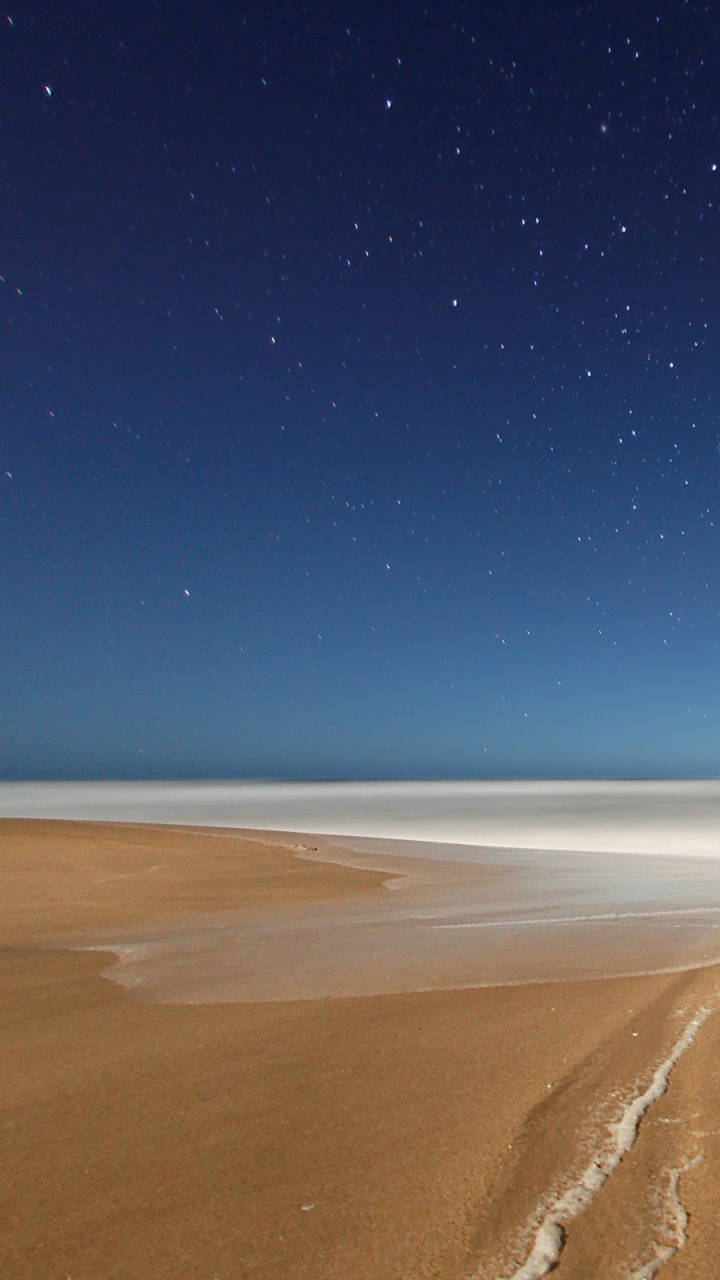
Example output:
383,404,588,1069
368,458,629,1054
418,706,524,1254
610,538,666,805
30,819,720,1002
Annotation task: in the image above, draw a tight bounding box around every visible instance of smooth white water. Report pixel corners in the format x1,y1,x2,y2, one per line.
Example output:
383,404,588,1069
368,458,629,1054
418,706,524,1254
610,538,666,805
3,777,720,856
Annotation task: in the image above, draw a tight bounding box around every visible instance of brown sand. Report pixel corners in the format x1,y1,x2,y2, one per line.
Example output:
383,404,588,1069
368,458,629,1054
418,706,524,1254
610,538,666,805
2,818,720,1279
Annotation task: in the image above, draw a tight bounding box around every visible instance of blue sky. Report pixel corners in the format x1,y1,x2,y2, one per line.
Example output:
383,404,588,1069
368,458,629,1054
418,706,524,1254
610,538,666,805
3,0,720,779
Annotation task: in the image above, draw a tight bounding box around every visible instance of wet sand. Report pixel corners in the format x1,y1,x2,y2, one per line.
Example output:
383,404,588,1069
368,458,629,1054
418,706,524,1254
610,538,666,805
4,818,720,1279
69,826,720,1003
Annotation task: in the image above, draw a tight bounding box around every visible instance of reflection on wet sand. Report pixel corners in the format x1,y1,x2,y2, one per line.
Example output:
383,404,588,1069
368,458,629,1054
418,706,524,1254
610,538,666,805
86,832,720,1002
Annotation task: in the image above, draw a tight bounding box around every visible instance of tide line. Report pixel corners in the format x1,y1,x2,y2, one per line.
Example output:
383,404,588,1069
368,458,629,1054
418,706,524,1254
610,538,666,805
487,1005,711,1280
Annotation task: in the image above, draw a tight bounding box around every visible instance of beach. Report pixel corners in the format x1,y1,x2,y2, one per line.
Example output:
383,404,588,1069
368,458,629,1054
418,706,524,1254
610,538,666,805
4,806,720,1277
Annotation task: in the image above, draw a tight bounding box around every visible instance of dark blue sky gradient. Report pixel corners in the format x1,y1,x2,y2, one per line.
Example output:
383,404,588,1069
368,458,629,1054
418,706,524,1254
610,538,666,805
4,1,720,779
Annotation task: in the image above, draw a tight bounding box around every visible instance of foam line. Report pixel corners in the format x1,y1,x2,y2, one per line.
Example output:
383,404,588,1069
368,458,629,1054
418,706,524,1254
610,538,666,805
492,1006,711,1280
628,1156,702,1279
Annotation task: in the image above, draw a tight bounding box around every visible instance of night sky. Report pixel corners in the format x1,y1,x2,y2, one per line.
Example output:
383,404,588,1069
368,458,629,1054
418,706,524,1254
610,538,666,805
4,1,720,781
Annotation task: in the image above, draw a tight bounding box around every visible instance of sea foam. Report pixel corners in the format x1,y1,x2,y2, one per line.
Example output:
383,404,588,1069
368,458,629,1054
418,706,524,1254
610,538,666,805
493,1006,711,1280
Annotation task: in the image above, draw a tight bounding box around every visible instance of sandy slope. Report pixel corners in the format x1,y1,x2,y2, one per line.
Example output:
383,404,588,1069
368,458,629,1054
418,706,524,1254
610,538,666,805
2,818,720,1279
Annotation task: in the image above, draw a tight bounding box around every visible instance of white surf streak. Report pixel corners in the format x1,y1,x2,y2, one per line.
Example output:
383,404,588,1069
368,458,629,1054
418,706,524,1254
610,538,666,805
492,1007,711,1280
628,1155,702,1279
435,906,720,930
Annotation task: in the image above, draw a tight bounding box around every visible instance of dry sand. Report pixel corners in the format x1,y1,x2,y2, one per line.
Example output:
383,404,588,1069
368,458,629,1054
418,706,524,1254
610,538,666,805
3,818,720,1279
